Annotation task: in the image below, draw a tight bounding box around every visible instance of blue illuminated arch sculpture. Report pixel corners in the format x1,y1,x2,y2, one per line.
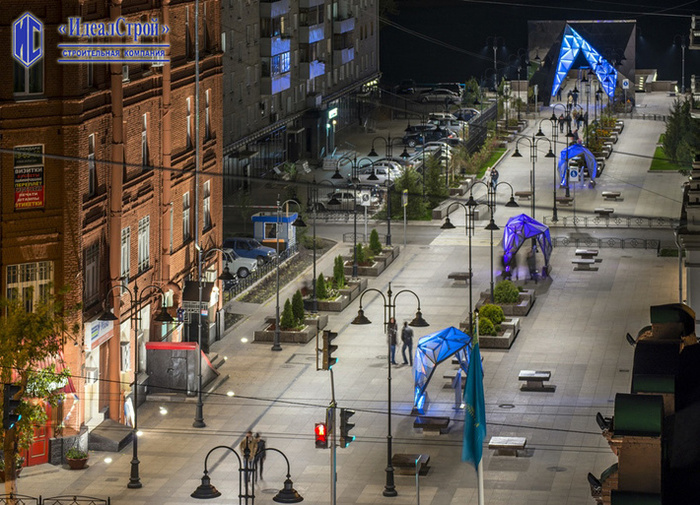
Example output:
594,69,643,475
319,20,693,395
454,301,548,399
502,214,553,269
552,25,617,99
413,326,473,414
558,144,598,185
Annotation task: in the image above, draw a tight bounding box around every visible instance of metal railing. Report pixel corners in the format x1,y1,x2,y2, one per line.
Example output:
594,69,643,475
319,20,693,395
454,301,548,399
552,236,661,251
0,495,109,505
223,243,299,299
542,216,678,229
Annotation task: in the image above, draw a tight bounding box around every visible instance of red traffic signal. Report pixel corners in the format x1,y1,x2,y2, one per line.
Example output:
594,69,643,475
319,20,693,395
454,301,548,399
315,422,328,449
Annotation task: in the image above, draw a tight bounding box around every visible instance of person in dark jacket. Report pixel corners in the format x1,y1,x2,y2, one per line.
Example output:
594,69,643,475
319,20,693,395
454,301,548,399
401,321,414,366
388,317,398,365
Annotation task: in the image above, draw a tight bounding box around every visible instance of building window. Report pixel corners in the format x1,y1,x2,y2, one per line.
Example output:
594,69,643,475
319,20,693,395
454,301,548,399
205,89,211,140
84,243,100,306
88,134,97,196
121,227,131,284
6,261,53,311
138,216,150,273
13,29,43,96
183,192,191,241
169,203,174,253
203,2,209,50
186,97,192,148
87,61,94,87
263,52,291,78
186,7,192,59
203,181,211,229
142,114,149,167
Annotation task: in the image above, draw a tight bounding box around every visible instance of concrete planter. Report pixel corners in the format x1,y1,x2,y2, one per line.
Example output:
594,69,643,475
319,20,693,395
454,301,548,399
344,260,384,277
315,294,351,312
305,314,328,331
475,289,535,317
339,277,367,300
459,317,520,349
254,322,315,344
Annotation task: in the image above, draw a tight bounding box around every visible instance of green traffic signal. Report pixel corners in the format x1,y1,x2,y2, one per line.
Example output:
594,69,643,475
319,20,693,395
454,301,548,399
3,383,22,430
322,330,338,370
339,408,355,448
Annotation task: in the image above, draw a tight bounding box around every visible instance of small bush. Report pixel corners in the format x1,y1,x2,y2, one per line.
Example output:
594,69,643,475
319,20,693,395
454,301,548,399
292,290,305,323
316,274,328,300
65,448,88,460
333,255,346,288
355,243,366,264
280,299,297,330
478,317,496,336
369,229,383,255
494,280,520,304
480,304,505,325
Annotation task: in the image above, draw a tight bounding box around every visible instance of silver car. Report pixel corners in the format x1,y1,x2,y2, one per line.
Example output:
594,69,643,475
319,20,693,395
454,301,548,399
417,88,461,104
222,249,259,279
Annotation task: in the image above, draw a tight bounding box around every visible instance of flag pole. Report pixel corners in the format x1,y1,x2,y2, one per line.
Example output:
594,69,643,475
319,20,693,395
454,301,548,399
475,309,484,505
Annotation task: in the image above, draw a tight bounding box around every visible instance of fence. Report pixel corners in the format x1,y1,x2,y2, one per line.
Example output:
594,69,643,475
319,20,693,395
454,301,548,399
552,236,661,251
542,216,678,229
222,243,299,300
0,495,109,505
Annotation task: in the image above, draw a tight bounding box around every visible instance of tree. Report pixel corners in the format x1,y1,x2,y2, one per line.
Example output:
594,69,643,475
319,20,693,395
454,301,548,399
280,299,296,330
423,156,449,209
0,289,77,494
292,290,305,324
333,256,346,289
389,168,427,220
663,97,700,166
369,229,382,255
316,274,328,300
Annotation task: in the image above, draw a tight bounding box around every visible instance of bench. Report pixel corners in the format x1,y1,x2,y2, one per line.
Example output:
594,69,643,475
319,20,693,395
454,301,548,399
413,416,451,435
601,191,622,201
556,196,573,206
572,259,598,271
447,272,471,283
488,436,527,456
518,370,556,392
575,249,599,260
594,207,614,218
443,371,466,389
392,453,431,475
514,191,532,200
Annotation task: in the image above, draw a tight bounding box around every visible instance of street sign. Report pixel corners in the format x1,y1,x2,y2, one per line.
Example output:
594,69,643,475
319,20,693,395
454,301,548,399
622,79,630,89
360,190,371,207
569,167,580,182
402,189,408,207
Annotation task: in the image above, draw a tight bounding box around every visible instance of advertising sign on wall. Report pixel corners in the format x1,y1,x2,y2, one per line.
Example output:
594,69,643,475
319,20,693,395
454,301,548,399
14,145,45,210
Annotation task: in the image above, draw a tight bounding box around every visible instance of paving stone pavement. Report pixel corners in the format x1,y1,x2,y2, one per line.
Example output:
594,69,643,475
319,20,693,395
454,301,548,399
14,93,686,505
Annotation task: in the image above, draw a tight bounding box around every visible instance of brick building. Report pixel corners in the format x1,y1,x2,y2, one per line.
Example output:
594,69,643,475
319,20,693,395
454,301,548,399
0,0,223,463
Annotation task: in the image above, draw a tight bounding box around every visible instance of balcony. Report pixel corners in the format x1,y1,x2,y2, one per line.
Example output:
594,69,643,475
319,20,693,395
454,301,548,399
333,16,355,34
260,35,291,57
261,72,292,96
300,60,326,80
260,0,290,18
300,0,324,8
333,47,354,65
299,23,325,44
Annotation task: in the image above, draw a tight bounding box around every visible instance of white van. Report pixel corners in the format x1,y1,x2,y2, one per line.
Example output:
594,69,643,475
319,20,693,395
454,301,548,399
428,112,458,121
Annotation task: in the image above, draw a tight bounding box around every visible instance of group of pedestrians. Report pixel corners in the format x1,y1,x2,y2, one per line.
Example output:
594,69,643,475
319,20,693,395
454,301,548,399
239,431,267,484
387,317,414,366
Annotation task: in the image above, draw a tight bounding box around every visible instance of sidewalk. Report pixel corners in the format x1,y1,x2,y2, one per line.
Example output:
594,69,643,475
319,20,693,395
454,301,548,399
14,93,684,505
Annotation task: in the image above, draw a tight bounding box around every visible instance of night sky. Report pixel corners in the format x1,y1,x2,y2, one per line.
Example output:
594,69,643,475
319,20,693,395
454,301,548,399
380,0,700,86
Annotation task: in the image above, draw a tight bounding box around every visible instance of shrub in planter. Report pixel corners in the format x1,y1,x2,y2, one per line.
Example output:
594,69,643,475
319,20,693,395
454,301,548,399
478,317,497,336
292,290,305,323
333,255,346,289
316,274,328,300
280,299,297,330
65,447,88,470
354,243,374,266
369,229,382,255
494,280,519,304
480,304,505,325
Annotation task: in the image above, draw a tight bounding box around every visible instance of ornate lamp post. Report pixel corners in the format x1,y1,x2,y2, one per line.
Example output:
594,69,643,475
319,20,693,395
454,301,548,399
486,36,505,91
100,282,174,488
674,34,687,94
192,445,303,503
512,134,555,221
537,117,560,222
351,284,429,497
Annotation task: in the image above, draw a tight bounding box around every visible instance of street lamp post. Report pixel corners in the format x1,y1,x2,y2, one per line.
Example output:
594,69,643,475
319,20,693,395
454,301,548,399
441,202,477,333
466,181,519,302
192,246,237,428
351,284,429,498
512,134,555,221
674,34,687,94
100,282,174,489
368,136,410,247
486,36,504,91
192,445,303,503
538,116,559,222
272,197,306,351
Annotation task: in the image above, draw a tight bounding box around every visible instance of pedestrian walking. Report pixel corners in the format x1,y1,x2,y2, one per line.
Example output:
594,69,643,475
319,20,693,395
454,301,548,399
388,317,398,365
239,431,258,484
527,247,538,283
401,321,414,366
558,114,565,133
254,433,266,480
490,168,499,189
556,87,562,101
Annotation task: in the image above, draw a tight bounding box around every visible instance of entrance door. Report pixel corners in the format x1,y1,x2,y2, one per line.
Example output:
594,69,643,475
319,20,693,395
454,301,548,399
99,341,110,412
24,404,52,466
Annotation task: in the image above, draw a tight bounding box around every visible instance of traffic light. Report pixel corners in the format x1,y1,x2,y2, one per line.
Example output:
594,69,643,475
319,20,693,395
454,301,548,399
3,384,22,430
322,330,338,370
314,422,328,449
339,408,355,448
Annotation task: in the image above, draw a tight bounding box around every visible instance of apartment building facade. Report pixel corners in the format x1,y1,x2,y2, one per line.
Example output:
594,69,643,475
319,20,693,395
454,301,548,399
0,0,223,463
220,0,380,198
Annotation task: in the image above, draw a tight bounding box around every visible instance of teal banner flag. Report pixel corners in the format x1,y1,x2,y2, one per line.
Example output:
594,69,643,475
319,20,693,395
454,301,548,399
461,342,486,468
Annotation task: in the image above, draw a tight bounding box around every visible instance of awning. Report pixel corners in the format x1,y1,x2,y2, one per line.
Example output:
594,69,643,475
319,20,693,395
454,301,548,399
182,281,215,303
12,350,77,394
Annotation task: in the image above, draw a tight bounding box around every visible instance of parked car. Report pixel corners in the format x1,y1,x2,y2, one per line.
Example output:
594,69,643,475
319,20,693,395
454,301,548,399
454,108,480,122
428,112,458,121
404,123,438,135
403,128,453,148
417,88,461,104
356,165,402,185
222,237,277,266
435,83,464,97
318,190,379,211
221,248,258,279
428,118,469,136
395,79,416,94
